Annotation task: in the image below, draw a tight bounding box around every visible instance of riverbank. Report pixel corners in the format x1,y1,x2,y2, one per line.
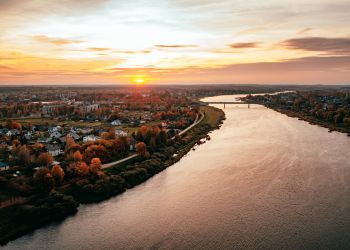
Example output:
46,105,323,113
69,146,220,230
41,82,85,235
267,106,350,136
0,106,225,246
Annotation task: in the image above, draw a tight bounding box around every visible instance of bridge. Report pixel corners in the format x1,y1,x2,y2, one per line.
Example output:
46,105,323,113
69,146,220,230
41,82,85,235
200,101,260,108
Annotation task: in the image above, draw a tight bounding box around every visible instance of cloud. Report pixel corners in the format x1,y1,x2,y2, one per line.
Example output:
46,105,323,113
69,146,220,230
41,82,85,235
154,55,350,85
229,42,260,49
297,28,312,35
155,45,199,48
281,37,350,55
0,0,108,14
112,50,152,54
88,47,111,51
33,35,83,45
0,65,14,71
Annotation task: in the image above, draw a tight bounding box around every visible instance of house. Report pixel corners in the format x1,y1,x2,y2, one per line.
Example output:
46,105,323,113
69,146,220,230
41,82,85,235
80,128,93,135
0,128,8,135
0,162,10,171
111,119,122,126
67,132,80,141
6,129,20,137
83,135,99,143
50,131,62,139
48,126,61,133
115,129,128,137
42,105,54,115
24,131,32,140
81,104,99,112
46,143,63,157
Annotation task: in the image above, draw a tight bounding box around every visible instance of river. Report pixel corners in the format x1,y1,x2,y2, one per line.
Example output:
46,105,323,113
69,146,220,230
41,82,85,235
4,94,350,249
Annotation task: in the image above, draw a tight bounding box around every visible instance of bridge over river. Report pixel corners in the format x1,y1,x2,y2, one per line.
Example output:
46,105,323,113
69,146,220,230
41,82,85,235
200,101,260,108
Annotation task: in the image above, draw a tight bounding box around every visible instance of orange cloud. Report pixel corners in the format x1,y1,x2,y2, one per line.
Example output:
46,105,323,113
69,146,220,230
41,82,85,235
112,50,152,54
281,37,350,55
229,42,260,49
32,35,83,45
88,47,111,51
155,45,198,48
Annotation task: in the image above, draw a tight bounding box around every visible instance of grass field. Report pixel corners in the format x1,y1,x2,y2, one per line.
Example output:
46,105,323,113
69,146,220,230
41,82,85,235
0,118,103,128
200,106,224,127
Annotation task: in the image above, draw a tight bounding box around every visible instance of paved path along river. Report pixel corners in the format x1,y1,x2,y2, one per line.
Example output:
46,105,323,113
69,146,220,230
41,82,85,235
4,94,350,249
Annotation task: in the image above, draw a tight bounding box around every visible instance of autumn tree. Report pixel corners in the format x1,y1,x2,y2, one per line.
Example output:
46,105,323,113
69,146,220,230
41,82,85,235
73,150,83,162
32,143,44,156
33,168,54,194
51,165,65,185
12,122,22,131
64,136,81,161
136,142,149,157
84,144,107,163
72,162,89,177
37,152,53,167
17,145,31,167
89,157,102,175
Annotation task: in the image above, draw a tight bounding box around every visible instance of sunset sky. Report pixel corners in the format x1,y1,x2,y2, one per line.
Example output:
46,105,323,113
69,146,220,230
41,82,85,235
0,0,349,85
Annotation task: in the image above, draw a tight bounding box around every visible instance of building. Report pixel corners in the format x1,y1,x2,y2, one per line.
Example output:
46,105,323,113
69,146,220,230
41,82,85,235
83,135,99,143
111,119,122,126
115,129,128,137
46,143,63,157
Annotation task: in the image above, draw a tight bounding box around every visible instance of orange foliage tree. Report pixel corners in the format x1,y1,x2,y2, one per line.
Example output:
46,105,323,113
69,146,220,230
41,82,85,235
136,142,149,157
37,152,53,167
51,164,65,185
90,158,102,175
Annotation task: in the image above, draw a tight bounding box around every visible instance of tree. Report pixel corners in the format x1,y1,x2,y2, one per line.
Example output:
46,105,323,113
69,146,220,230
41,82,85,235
51,165,65,185
32,143,44,155
12,122,22,131
37,152,53,167
17,145,31,167
74,162,89,177
108,128,116,140
101,132,110,140
90,158,102,175
12,139,21,147
84,144,107,163
136,142,148,157
65,136,81,158
73,151,83,162
33,168,54,194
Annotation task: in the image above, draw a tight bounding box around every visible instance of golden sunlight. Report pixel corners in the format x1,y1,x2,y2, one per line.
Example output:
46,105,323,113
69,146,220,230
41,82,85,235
132,75,146,85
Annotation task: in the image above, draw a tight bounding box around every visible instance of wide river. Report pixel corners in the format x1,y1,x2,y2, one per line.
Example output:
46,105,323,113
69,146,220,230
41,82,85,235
5,94,350,249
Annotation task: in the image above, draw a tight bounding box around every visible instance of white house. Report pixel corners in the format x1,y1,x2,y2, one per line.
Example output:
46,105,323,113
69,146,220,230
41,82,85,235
83,135,99,143
111,119,122,126
115,129,128,137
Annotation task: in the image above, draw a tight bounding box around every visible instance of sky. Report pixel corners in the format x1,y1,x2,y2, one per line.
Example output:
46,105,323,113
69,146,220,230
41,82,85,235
0,0,349,85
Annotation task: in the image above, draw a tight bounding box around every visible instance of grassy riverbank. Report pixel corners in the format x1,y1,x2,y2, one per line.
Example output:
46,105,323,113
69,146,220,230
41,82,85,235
0,105,225,245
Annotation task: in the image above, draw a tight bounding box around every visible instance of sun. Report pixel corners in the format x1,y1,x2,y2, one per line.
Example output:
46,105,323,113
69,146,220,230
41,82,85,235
135,78,144,84
132,75,146,85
